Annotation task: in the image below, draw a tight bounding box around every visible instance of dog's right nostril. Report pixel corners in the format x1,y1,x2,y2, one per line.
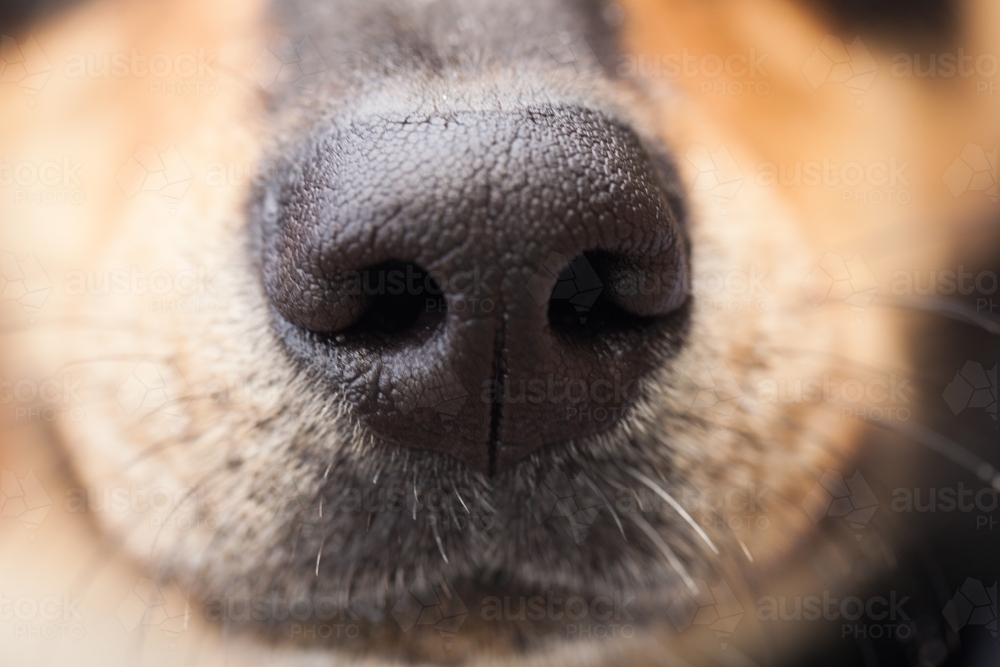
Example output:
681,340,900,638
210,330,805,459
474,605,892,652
547,252,686,333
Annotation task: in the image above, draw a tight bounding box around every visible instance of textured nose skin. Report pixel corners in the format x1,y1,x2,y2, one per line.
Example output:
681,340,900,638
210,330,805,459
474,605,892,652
262,105,688,475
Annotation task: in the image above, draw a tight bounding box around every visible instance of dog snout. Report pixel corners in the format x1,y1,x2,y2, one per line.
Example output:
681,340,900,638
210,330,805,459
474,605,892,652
261,105,689,475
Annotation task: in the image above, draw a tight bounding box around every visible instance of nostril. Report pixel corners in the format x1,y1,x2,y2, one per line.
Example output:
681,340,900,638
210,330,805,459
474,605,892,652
347,260,446,336
547,252,639,333
547,251,687,334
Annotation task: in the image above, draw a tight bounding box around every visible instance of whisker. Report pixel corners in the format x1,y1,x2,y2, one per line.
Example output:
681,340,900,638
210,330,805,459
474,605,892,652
0,317,151,338
862,417,1000,490
316,534,325,576
149,465,229,555
412,475,418,521
626,466,720,555
50,353,172,374
429,514,449,564
736,537,754,563
583,472,626,541
628,512,698,595
454,490,470,514
875,294,1000,335
122,433,193,471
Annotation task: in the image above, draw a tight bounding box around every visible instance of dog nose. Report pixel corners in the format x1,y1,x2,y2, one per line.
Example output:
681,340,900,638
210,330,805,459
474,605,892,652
261,106,688,476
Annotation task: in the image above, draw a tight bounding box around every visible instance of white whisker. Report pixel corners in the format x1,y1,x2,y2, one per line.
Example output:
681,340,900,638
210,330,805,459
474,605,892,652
626,467,720,555
628,513,698,595
737,537,754,563
430,515,449,564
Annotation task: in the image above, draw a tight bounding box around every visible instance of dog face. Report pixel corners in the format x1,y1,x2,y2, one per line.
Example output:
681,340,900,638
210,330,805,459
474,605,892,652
3,0,996,664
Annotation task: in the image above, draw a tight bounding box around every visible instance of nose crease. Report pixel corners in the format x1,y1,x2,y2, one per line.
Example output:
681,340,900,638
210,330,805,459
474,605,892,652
487,321,507,479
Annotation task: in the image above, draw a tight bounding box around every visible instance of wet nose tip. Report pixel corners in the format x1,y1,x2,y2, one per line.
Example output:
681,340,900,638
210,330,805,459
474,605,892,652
261,105,689,475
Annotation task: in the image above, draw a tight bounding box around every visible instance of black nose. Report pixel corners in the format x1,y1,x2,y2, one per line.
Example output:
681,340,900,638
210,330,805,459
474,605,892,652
260,106,688,476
